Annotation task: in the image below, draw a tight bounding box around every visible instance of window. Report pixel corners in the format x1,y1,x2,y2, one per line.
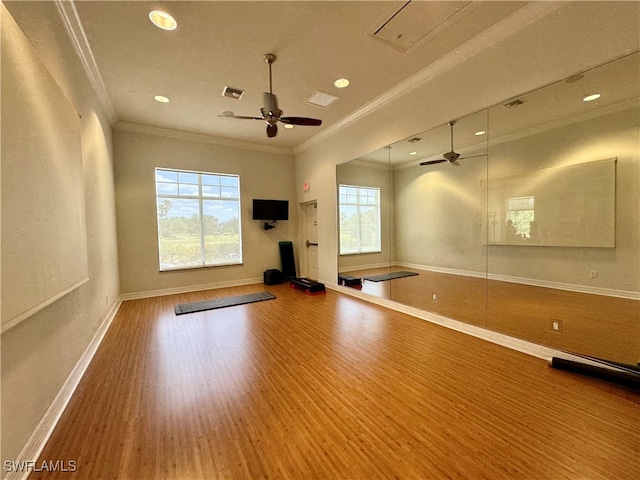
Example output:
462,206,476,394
339,184,381,255
507,196,534,239
155,168,242,270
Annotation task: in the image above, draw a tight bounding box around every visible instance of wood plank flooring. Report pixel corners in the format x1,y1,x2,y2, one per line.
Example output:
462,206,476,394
30,284,639,479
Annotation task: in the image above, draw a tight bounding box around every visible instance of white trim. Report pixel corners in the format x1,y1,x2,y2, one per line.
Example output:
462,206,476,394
396,262,486,279
294,2,564,155
1,278,89,334
54,0,117,125
121,277,264,301
4,298,122,480
395,262,640,300
326,282,630,371
115,122,293,156
487,272,640,301
339,262,393,273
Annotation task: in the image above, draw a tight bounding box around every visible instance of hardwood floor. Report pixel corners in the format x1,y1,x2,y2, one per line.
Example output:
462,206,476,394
31,284,639,479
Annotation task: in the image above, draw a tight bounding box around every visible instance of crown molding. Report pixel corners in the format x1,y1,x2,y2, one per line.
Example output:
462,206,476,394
115,122,294,156
294,1,564,156
54,0,118,125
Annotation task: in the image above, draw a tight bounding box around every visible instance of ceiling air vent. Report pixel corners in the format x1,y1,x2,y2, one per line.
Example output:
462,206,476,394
306,91,339,107
222,86,245,100
503,98,526,109
408,137,422,143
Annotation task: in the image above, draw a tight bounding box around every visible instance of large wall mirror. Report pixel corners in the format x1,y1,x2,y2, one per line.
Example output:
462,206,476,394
337,52,639,365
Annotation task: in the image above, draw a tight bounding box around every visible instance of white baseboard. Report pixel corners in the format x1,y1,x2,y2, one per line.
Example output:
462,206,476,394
395,262,640,300
327,282,557,360
121,277,264,301
5,298,122,480
327,282,626,370
338,262,393,273
487,272,640,300
396,262,486,279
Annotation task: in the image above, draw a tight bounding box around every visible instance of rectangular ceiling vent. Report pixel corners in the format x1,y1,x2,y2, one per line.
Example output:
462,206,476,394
408,137,422,143
306,91,339,108
503,98,526,109
222,86,245,100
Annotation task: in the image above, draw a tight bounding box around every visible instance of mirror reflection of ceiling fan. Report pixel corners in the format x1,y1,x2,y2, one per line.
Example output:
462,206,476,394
220,53,322,138
420,120,486,166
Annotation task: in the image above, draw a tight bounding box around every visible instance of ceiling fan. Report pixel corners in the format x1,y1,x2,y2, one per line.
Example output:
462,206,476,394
220,53,322,138
420,120,486,166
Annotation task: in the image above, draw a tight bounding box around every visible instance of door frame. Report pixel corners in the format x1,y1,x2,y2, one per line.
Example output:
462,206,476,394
300,200,318,279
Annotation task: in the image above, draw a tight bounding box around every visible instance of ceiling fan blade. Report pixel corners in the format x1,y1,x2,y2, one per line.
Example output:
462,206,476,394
266,124,278,138
280,116,322,126
420,159,447,166
218,115,263,120
457,154,488,160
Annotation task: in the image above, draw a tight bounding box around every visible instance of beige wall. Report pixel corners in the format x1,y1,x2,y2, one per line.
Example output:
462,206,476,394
1,2,120,466
485,107,640,292
113,129,298,295
392,107,640,293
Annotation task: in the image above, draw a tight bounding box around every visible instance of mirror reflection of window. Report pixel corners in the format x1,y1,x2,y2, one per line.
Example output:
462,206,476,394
339,184,381,255
507,196,535,240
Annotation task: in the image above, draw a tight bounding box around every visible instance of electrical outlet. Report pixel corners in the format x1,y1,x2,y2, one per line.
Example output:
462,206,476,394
590,270,598,279
550,319,563,332
432,293,439,302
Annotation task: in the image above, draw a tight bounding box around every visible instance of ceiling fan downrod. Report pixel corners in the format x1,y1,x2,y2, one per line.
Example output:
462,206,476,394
264,53,276,95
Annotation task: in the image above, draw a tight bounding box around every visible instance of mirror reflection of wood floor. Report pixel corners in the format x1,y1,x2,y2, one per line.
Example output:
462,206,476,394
343,266,639,365
30,284,639,480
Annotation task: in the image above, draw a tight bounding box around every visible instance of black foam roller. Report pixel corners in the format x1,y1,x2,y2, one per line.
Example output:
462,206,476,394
549,357,640,390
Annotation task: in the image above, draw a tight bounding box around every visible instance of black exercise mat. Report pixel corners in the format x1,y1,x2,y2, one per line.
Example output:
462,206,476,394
175,291,276,315
363,271,419,282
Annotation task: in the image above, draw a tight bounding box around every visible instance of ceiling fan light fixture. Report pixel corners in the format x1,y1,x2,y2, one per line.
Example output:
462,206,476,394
333,78,350,89
149,11,177,31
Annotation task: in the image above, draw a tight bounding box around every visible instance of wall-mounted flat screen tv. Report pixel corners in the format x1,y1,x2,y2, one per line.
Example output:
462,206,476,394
252,199,289,221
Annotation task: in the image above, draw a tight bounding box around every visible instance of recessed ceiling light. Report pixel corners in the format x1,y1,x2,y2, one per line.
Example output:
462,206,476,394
149,11,177,31
582,93,601,102
154,95,170,103
409,151,417,156
283,124,295,129
334,78,350,89
474,130,486,136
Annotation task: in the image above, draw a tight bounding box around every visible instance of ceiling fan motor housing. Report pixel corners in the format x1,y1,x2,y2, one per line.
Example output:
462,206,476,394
220,53,322,138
